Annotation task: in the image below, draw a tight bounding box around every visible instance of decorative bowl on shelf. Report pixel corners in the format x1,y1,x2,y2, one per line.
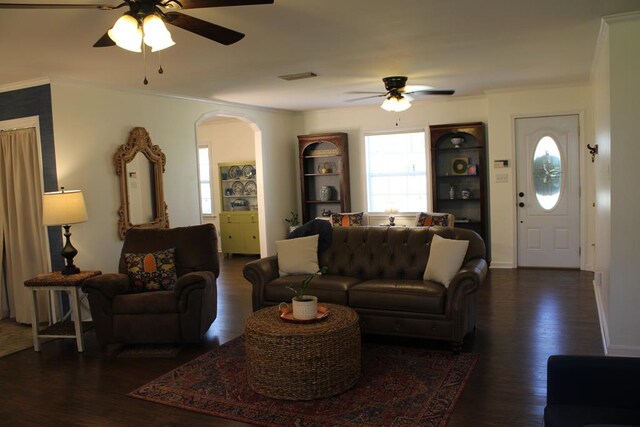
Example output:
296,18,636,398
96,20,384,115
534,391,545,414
451,137,464,148
231,198,250,211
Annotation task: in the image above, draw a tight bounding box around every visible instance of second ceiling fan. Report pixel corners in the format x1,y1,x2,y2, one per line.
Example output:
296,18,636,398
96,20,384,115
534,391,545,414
348,76,455,112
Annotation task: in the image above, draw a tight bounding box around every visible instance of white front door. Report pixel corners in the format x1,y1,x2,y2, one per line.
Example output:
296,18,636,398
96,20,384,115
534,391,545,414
516,115,580,268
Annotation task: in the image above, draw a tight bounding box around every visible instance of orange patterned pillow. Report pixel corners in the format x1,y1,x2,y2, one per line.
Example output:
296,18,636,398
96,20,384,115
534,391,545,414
124,248,177,293
416,213,450,227
331,212,364,227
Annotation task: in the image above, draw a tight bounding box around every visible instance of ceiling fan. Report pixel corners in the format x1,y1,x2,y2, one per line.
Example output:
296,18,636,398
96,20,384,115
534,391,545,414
0,0,273,83
347,76,455,112
0,0,273,48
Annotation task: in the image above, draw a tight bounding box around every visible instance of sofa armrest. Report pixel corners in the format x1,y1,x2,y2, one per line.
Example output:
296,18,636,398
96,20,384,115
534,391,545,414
547,355,640,409
81,273,129,299
174,271,215,305
174,271,214,294
446,258,487,303
243,255,279,311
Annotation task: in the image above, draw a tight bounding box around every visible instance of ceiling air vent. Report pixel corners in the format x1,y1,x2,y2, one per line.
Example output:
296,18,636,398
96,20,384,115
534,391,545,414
278,72,318,81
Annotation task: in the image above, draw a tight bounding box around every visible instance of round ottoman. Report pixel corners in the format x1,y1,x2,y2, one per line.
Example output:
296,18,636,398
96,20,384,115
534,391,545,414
245,303,361,400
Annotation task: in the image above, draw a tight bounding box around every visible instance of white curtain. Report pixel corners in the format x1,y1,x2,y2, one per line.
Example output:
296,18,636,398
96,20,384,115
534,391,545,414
0,127,50,324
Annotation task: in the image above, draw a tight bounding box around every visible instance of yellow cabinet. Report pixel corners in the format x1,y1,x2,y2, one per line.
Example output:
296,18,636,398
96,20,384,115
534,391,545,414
219,212,260,255
218,161,260,256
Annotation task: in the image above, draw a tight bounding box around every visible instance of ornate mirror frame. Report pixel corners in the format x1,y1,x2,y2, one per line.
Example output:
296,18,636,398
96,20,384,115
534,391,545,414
114,127,169,239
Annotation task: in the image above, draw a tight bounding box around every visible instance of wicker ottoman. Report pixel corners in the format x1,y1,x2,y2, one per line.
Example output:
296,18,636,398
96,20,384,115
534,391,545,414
245,303,361,400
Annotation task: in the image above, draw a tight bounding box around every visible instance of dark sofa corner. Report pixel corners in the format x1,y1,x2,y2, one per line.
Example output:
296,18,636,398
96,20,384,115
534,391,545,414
544,354,640,427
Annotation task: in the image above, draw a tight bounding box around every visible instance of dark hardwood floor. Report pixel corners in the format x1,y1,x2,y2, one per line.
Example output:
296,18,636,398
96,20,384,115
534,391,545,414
0,257,602,426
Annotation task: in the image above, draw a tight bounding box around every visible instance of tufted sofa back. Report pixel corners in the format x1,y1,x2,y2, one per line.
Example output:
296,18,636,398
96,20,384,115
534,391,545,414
319,226,485,280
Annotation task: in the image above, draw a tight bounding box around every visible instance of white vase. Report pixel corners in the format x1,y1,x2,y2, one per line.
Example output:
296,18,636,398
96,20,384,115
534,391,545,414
320,185,331,201
292,295,318,320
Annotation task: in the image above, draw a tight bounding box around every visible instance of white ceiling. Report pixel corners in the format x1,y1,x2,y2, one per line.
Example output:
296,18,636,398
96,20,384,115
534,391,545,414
1,0,638,111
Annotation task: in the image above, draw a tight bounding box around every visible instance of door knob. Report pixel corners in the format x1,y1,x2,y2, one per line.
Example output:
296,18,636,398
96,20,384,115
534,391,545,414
519,192,524,197
518,202,525,207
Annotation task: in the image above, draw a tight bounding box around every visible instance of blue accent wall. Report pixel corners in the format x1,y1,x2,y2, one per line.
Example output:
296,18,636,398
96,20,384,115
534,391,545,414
0,84,63,271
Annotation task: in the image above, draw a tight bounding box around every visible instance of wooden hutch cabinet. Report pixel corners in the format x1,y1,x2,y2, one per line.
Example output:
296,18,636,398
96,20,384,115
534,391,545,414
218,161,260,256
430,122,490,257
298,133,351,223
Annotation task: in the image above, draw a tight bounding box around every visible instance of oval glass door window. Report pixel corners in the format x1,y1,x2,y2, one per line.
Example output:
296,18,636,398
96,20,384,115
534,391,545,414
532,136,562,210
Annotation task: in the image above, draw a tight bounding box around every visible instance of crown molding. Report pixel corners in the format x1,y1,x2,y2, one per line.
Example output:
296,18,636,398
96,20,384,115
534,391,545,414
0,77,50,94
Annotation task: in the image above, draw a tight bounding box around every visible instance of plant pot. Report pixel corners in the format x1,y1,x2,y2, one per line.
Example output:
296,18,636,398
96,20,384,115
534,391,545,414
292,295,318,320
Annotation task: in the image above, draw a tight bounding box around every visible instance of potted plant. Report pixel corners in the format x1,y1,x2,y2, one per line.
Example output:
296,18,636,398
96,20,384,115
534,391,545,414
285,211,300,233
284,267,328,320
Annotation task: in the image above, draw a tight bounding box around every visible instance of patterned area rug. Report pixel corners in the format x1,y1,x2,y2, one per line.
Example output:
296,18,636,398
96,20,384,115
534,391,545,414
129,336,478,427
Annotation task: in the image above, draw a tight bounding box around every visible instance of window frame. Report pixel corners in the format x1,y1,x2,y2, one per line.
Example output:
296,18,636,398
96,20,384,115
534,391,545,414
363,129,429,214
197,144,215,217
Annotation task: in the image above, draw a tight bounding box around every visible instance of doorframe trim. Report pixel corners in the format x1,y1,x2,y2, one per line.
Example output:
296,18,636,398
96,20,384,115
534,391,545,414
511,110,590,271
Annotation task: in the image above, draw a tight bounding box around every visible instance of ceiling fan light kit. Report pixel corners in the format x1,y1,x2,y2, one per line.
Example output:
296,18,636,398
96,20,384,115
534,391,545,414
108,13,143,52
381,94,411,112
142,14,175,52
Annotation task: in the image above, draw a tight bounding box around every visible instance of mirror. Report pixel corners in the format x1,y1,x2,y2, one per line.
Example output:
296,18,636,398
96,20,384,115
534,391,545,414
114,127,169,239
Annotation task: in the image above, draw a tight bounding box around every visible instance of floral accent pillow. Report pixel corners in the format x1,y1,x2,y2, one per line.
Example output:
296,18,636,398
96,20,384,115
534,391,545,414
331,212,364,227
124,248,178,293
416,212,450,227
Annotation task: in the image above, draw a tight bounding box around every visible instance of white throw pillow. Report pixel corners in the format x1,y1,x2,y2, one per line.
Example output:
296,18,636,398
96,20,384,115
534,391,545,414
423,234,469,288
276,234,319,276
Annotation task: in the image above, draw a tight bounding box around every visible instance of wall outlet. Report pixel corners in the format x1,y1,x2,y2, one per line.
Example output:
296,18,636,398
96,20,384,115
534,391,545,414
495,173,508,183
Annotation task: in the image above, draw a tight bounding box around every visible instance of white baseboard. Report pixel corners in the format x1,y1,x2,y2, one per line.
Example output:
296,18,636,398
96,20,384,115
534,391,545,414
593,281,610,354
489,261,514,269
593,282,640,357
606,344,640,357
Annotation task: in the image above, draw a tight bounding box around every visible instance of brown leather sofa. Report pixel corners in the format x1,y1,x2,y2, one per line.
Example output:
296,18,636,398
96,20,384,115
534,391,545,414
82,224,219,346
243,226,487,351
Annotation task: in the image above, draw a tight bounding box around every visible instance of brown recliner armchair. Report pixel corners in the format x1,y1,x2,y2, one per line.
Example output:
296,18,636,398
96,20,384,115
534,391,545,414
82,224,219,346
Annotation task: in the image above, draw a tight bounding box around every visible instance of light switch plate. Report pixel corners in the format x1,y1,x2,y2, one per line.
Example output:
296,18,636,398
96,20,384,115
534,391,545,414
495,173,508,183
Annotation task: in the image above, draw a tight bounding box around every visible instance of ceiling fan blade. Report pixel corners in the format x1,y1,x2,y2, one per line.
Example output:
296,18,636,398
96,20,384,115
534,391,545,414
0,2,120,9
165,12,244,45
406,89,455,96
164,0,273,10
93,32,115,48
345,94,387,102
345,91,386,95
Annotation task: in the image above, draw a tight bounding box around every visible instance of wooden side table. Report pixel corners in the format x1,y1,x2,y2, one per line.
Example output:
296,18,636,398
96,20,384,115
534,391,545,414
24,270,101,352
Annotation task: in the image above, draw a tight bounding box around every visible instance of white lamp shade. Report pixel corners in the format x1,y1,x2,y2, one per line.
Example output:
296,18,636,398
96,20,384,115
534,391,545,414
143,14,175,52
42,190,88,226
381,95,411,112
108,14,143,53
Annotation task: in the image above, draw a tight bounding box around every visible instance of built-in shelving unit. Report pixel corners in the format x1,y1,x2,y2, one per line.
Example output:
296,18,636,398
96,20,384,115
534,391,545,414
298,132,350,223
430,122,489,258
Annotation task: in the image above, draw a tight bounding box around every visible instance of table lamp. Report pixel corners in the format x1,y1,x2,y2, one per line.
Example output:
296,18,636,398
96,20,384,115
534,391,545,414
384,206,398,226
42,187,88,275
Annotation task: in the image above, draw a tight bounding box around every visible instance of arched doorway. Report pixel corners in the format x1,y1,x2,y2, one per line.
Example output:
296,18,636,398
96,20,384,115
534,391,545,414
195,113,265,256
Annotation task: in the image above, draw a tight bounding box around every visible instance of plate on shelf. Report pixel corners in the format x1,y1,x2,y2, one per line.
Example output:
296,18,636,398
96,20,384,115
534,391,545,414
244,180,257,195
231,181,245,196
242,165,256,179
228,165,241,179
